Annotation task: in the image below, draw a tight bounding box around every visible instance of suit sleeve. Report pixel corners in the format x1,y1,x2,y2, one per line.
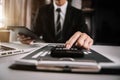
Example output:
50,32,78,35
31,7,43,37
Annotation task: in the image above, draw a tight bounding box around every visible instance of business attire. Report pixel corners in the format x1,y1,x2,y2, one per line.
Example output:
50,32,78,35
31,2,89,43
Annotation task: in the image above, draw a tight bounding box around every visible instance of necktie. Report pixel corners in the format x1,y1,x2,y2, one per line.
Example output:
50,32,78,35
56,8,62,42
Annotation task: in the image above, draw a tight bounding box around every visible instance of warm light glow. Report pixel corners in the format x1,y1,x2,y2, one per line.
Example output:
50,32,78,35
0,0,4,28
0,14,4,27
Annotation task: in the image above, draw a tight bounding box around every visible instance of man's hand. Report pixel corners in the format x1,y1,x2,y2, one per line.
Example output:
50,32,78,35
65,31,93,50
17,34,34,45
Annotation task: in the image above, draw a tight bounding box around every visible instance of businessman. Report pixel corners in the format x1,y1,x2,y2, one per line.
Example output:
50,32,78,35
19,0,93,49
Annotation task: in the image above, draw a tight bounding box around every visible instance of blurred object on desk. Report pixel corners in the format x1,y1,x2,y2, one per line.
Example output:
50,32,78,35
0,26,26,42
0,30,10,42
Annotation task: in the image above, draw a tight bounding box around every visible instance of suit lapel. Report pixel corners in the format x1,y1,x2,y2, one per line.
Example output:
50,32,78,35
47,4,56,38
62,3,71,35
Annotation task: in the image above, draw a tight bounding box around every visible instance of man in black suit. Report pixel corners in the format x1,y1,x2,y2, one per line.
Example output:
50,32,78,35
19,0,93,50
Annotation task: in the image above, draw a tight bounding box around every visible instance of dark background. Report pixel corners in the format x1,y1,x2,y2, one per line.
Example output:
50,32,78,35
92,0,120,45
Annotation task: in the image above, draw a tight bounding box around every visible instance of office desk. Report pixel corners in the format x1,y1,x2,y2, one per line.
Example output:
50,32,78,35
0,45,120,80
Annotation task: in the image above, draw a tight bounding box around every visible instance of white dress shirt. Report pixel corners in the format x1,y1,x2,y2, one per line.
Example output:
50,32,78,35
53,1,68,34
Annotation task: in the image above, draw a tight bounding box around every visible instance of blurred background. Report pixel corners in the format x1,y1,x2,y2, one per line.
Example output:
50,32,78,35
0,0,120,45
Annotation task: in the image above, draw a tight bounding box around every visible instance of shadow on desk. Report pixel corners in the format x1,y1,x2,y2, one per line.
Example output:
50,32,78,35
9,63,120,75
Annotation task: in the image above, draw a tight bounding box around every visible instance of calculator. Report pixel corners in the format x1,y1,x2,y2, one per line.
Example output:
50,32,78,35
50,45,85,58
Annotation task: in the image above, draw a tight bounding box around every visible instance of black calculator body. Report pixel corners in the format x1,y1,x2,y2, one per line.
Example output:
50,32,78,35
50,45,84,58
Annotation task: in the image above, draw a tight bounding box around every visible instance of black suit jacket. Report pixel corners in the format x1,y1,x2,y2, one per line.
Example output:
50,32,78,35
32,3,89,43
